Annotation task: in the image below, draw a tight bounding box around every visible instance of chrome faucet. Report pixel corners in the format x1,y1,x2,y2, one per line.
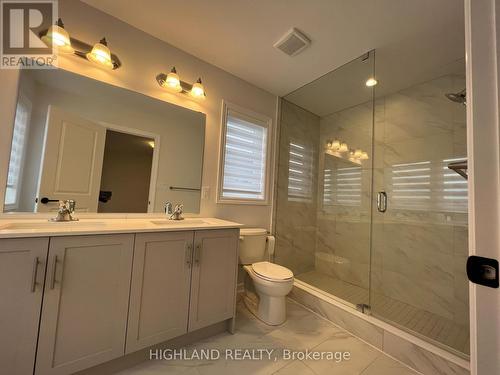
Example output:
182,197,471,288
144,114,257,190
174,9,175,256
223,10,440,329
50,200,78,222
165,201,184,220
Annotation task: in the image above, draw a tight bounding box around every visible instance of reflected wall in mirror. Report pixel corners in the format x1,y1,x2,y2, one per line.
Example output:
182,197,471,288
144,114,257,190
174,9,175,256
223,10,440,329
4,69,205,214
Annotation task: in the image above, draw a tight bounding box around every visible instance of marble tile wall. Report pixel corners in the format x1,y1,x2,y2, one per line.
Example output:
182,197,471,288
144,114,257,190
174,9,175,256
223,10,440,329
274,100,320,275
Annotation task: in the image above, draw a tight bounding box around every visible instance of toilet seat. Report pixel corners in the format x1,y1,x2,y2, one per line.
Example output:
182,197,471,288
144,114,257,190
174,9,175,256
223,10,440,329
251,261,293,282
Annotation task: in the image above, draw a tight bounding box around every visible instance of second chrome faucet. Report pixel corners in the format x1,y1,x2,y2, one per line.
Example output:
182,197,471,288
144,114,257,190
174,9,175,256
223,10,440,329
164,202,184,220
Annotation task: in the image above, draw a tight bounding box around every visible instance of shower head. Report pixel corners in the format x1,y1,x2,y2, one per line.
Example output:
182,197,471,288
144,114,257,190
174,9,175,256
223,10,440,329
445,89,466,105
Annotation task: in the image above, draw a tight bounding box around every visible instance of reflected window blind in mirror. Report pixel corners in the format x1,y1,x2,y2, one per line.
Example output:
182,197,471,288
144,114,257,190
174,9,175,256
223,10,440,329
323,165,362,207
5,95,32,210
288,141,313,202
389,158,467,212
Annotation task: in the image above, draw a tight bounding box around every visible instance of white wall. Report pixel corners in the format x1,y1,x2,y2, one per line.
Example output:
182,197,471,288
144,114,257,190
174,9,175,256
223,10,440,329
0,0,278,229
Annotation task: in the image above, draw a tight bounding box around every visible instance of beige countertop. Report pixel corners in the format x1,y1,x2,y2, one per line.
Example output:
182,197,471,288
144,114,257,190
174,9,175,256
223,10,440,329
0,216,243,238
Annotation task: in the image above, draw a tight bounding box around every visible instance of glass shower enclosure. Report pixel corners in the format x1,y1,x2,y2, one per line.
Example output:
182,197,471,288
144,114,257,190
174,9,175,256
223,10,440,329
274,51,469,357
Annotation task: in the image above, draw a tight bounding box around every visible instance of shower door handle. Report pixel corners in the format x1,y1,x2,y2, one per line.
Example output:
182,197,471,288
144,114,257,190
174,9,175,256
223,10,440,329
377,192,387,213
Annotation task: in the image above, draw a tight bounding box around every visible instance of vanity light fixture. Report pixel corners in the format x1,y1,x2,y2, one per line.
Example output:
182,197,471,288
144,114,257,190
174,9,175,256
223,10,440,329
38,20,121,69
163,67,183,92
190,78,206,99
41,18,74,54
156,70,207,100
365,77,378,87
86,38,114,69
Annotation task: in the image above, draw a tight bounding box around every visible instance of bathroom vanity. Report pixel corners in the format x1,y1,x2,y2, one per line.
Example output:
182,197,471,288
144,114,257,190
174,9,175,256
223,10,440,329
0,217,241,375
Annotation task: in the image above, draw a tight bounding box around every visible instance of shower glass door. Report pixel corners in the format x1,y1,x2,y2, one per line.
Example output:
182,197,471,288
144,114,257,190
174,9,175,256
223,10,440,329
275,51,376,309
369,59,470,356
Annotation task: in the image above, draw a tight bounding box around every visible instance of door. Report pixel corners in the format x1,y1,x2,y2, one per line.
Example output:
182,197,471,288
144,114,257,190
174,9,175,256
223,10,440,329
36,106,106,212
188,229,239,331
0,237,48,375
126,231,193,353
465,1,500,373
35,234,133,375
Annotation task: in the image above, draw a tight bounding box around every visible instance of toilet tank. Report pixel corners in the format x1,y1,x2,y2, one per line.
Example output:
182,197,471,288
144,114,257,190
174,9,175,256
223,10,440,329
239,228,268,265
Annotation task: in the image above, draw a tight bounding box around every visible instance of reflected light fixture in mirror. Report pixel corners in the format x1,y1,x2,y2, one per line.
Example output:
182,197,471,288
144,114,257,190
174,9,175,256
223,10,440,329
41,18,74,54
86,38,114,69
365,77,378,87
338,142,349,152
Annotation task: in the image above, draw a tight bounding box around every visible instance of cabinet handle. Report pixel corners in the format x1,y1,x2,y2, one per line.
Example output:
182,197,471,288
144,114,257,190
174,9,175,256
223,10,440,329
194,243,202,265
49,255,58,289
30,257,39,293
185,244,193,267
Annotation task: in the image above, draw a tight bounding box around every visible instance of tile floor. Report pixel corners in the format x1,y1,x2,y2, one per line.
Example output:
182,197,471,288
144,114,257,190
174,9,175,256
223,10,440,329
117,299,419,375
299,270,470,355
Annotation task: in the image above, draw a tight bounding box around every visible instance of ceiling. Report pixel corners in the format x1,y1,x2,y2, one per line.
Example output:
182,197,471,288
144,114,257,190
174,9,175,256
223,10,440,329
82,0,465,97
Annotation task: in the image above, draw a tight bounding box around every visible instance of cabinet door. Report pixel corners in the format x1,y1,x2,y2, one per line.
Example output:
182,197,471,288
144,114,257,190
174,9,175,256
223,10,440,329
35,234,134,375
0,237,48,375
126,231,194,353
189,229,239,331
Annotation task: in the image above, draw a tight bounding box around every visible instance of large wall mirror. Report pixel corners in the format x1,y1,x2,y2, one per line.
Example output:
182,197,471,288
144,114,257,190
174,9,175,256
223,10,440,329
4,69,205,214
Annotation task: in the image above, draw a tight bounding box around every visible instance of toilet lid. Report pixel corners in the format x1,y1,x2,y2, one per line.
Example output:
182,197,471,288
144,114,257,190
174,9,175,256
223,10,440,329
251,261,293,280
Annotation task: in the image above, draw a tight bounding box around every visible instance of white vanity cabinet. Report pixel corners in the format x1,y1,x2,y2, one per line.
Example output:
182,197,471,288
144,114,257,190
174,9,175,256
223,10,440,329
0,237,49,375
35,234,134,375
189,229,239,331
126,231,194,353
126,229,240,351
0,224,240,375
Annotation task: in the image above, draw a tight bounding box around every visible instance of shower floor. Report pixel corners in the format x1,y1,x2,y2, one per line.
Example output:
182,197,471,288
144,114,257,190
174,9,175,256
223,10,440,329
298,270,470,355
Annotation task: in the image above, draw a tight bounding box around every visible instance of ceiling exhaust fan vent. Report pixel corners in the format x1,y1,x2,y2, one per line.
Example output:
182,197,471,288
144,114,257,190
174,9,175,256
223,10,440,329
274,28,311,56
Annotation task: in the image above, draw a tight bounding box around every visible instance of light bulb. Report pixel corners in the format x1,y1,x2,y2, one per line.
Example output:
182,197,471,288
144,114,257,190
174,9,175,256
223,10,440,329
190,78,205,99
354,149,363,158
165,67,182,92
86,38,113,69
366,78,378,87
41,19,74,54
338,143,349,152
360,152,369,160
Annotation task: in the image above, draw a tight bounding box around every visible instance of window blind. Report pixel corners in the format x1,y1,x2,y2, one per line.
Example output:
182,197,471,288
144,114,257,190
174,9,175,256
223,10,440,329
221,110,268,200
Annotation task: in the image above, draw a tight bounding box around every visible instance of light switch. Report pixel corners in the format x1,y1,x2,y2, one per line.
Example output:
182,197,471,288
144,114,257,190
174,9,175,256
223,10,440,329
202,186,210,199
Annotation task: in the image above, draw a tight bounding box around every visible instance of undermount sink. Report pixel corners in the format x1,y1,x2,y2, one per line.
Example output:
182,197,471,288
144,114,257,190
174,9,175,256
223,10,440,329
0,221,105,230
150,219,209,226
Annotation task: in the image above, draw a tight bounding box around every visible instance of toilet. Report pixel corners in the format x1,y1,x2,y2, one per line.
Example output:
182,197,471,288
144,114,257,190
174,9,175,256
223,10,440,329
239,228,294,325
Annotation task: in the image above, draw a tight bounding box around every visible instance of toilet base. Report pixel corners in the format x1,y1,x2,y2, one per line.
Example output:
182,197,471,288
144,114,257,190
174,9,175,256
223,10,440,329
243,290,287,326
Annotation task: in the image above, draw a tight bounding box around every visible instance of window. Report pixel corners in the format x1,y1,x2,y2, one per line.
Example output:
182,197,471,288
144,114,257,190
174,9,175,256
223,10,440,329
218,101,272,204
5,95,31,210
288,141,313,202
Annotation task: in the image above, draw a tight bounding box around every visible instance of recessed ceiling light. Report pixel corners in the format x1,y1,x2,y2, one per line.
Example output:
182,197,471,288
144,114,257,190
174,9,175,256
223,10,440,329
366,78,378,87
